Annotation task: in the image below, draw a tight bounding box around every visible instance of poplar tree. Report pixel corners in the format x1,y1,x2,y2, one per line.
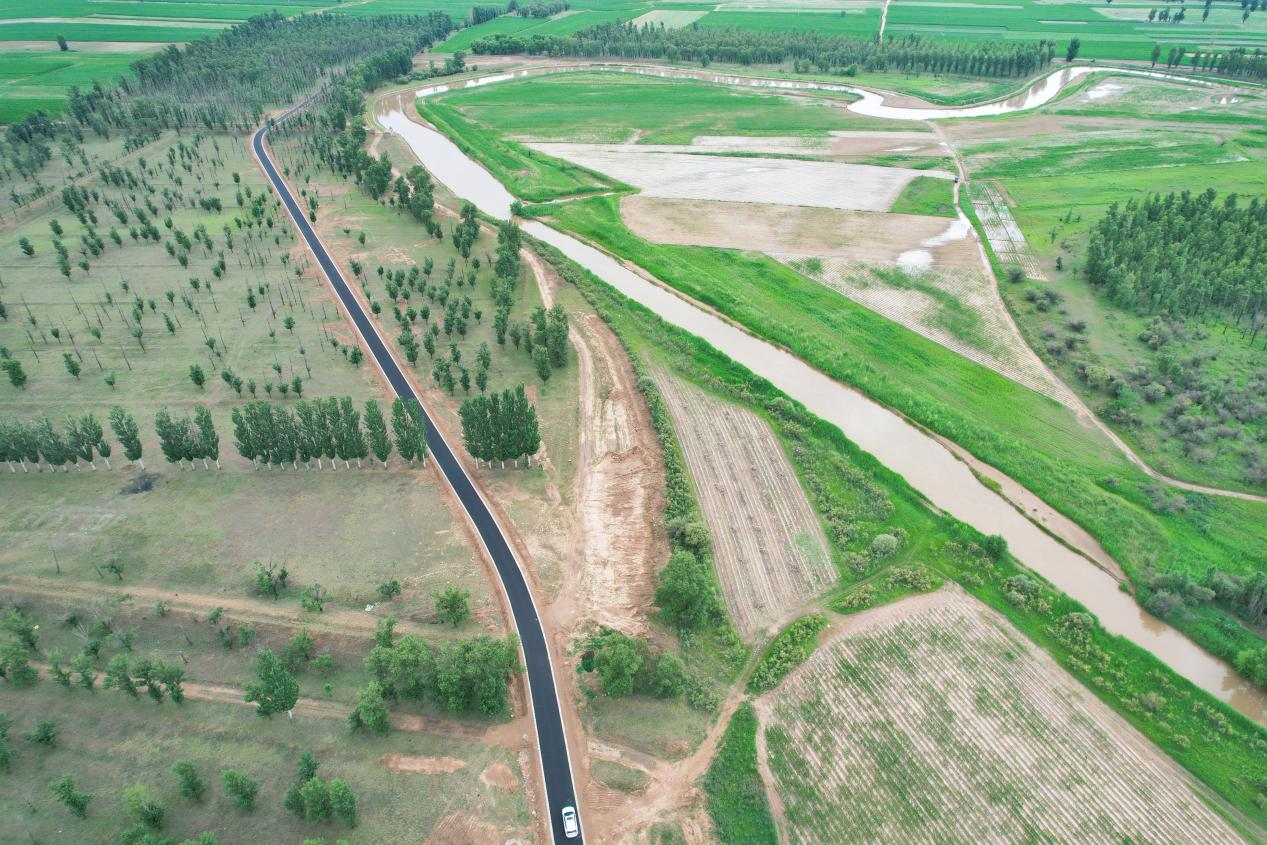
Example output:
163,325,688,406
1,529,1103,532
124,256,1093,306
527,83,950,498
364,399,392,467
110,406,143,469
390,397,417,466
193,406,220,468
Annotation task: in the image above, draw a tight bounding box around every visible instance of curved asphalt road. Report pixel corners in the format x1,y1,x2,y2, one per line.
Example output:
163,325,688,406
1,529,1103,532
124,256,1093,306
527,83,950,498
252,115,583,845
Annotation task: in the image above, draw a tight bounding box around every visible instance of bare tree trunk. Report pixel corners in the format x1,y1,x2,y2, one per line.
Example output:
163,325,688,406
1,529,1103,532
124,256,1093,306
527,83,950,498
138,458,145,470
214,459,221,469
203,458,210,469
103,458,111,470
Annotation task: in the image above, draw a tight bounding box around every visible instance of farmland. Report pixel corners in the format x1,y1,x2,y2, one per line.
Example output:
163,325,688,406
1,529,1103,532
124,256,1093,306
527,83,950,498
762,587,1248,843
653,370,833,640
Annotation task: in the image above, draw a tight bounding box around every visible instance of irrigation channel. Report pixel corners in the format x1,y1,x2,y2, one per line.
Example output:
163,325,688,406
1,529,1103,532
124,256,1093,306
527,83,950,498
373,64,1267,725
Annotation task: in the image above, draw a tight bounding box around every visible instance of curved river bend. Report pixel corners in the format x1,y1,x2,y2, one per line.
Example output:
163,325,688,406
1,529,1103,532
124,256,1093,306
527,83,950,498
373,64,1266,725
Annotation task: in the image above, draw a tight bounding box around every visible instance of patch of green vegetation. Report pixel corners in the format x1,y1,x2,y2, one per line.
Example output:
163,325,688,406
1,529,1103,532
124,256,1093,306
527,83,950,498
418,93,622,202
747,613,828,693
591,759,649,793
831,563,944,615
702,702,777,845
868,265,993,351
426,71,898,147
541,191,1267,691
531,230,1267,831
888,174,957,217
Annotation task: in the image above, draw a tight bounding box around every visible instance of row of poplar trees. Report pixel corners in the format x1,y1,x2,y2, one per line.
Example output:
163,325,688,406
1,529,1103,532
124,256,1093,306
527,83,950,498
458,385,541,467
230,397,428,469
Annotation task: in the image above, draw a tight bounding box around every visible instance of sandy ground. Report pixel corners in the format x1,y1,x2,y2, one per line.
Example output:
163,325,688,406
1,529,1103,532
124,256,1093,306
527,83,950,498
382,754,468,774
621,196,980,267
758,584,1247,844
528,142,949,211
652,370,835,640
828,129,946,157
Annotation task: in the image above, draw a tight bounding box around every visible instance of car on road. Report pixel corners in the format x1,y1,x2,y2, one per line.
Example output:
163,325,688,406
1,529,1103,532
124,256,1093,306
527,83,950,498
561,805,579,839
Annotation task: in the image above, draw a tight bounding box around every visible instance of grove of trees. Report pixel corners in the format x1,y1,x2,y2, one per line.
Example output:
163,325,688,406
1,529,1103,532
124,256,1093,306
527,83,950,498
458,384,541,467
230,396,424,469
471,24,1059,79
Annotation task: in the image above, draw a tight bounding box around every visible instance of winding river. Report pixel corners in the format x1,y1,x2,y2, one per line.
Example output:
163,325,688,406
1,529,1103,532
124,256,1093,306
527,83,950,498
373,64,1267,725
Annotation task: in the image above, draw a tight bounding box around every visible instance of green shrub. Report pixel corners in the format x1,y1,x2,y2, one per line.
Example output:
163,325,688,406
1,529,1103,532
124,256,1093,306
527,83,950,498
747,614,828,693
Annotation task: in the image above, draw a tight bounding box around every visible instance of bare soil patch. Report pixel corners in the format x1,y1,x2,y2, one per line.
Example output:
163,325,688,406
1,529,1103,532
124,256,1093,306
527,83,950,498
481,761,521,793
422,811,515,845
621,196,979,267
652,371,834,639
828,129,945,157
762,585,1246,844
528,143,947,211
382,754,468,774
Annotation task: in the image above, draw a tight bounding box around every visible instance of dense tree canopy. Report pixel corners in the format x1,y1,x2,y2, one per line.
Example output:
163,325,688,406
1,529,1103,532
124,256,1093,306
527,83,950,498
1086,190,1267,324
472,24,1057,78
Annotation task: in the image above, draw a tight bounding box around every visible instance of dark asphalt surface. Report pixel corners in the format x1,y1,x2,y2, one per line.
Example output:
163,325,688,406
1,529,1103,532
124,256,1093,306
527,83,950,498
253,118,583,845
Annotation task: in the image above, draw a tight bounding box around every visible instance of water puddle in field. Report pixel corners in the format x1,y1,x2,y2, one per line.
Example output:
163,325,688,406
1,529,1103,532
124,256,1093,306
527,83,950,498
371,67,1267,725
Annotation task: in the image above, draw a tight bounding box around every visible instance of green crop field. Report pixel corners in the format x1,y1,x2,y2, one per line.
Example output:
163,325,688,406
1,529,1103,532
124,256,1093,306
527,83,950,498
885,0,1267,62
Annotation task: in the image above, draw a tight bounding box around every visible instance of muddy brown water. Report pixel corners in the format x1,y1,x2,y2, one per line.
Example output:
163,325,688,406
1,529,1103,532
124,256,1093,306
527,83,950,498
373,68,1267,725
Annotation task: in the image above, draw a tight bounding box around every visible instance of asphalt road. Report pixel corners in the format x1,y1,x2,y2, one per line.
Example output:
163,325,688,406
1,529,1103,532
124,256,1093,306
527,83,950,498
252,117,584,845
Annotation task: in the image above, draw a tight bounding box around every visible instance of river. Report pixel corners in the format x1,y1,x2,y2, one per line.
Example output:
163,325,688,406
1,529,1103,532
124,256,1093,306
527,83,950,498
372,65,1267,725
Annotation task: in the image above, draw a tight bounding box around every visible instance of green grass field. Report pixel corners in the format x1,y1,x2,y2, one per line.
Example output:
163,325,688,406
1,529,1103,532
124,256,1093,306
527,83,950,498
427,71,898,147
888,175,956,216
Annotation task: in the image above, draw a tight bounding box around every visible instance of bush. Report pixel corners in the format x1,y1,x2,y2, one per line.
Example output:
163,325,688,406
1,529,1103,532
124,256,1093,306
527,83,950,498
654,550,720,631
702,703,777,844
747,614,828,693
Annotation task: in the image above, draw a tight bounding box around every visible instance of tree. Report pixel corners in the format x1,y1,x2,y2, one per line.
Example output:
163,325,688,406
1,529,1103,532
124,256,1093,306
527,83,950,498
57,34,68,51
189,364,207,390
1066,37,1081,62
26,720,58,746
390,397,417,465
546,303,568,368
298,751,320,784
364,399,391,467
300,584,328,612
222,770,259,811
50,775,93,817
649,653,688,698
1,641,39,686
654,550,719,631
299,776,332,822
432,585,471,627
244,650,299,717
3,359,28,389
194,406,220,468
1151,42,1162,66
348,681,390,734
124,784,166,831
110,405,144,468
18,237,34,257
172,760,205,800
330,779,357,827
593,632,642,697
377,579,402,601
63,352,81,380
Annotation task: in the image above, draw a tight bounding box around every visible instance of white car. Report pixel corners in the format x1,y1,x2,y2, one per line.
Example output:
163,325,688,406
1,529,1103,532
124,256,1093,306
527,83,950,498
561,805,579,839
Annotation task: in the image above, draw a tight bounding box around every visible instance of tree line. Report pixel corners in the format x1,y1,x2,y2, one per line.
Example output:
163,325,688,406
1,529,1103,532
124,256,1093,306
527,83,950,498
1158,45,1267,81
231,396,428,469
469,24,1058,78
458,384,541,466
1085,190,1267,327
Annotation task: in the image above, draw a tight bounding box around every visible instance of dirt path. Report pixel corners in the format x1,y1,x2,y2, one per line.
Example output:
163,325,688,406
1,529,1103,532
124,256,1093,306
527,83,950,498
0,575,441,638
